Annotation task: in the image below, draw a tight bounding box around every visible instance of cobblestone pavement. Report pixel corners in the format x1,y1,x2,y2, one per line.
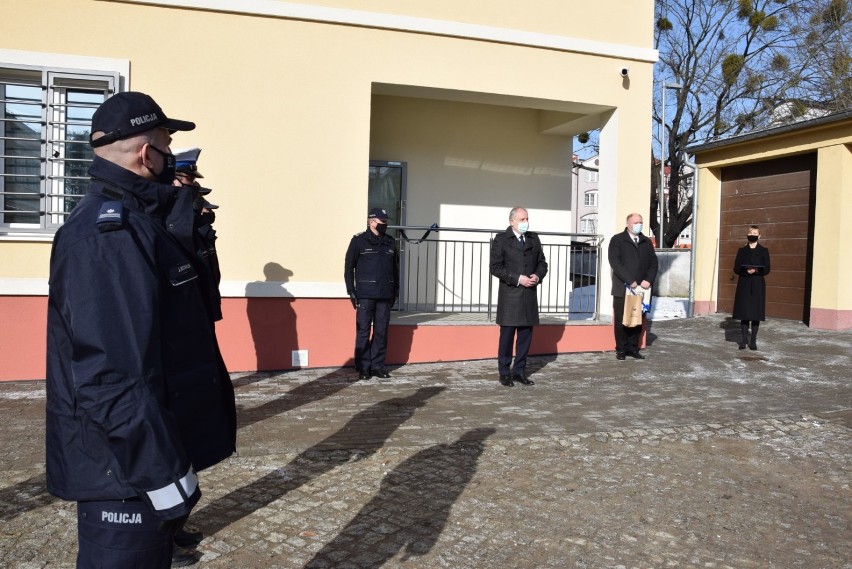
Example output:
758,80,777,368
1,314,850,568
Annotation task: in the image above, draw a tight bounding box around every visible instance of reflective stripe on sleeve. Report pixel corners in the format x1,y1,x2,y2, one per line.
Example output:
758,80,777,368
146,467,198,511
179,468,198,498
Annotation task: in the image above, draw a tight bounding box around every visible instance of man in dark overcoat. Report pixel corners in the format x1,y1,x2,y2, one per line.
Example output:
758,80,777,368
608,212,658,360
489,207,548,386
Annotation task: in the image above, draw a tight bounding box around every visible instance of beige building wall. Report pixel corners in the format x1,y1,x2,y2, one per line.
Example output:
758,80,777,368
2,0,655,303
287,0,652,46
813,144,852,313
370,96,574,232
1,0,658,379
692,167,723,314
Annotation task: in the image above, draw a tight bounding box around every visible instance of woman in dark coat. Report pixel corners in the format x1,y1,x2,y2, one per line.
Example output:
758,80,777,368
732,225,770,350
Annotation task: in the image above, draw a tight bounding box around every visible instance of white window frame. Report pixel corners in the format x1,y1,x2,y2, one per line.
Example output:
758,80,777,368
583,191,598,207
584,170,599,183
0,50,127,240
579,215,597,234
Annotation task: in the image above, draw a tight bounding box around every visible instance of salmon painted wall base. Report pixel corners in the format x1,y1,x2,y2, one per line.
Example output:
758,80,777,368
1,296,615,381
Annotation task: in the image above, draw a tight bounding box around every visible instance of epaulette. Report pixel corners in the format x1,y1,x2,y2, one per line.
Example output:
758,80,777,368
96,200,124,232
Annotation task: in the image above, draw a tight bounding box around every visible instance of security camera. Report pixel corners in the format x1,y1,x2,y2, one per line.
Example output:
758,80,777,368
620,67,630,77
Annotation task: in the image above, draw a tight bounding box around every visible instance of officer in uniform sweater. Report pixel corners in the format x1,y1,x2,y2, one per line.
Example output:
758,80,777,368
344,208,400,380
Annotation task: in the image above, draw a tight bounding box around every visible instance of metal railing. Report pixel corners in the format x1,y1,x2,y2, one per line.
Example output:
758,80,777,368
390,225,603,321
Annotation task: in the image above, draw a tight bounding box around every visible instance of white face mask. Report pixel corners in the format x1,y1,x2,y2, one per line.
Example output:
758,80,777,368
632,223,643,235
517,221,529,234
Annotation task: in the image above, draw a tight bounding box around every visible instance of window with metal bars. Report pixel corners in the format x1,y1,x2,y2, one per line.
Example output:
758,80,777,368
1,65,117,234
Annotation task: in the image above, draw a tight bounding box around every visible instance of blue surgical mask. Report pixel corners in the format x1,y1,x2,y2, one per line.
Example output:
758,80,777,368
518,222,529,234
632,223,643,235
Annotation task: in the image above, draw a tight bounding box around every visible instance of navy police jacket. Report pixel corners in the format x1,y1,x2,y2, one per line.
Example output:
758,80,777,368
344,230,399,299
45,156,237,521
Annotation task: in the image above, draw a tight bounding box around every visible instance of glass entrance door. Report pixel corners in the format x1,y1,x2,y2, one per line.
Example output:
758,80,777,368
368,160,405,236
368,161,406,308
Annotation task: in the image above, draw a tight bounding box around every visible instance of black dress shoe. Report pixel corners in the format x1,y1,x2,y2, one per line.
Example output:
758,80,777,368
738,343,747,350
514,374,534,385
174,525,204,548
616,352,626,360
171,545,200,567
358,370,371,380
626,351,646,360
374,370,391,379
748,342,757,351
499,375,514,387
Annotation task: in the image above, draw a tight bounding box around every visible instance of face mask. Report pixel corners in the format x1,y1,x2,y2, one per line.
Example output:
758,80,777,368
632,223,643,234
747,235,759,243
201,210,216,226
192,193,207,214
517,222,529,234
146,144,176,185
375,222,388,236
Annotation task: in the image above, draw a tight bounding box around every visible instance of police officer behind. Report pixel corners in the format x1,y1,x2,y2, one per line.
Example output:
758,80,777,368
489,206,548,387
166,147,226,561
174,146,223,323
607,212,659,360
175,146,219,216
46,92,237,568
344,208,400,380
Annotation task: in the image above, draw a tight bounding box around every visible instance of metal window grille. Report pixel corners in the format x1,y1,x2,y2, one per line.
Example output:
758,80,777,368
1,65,117,233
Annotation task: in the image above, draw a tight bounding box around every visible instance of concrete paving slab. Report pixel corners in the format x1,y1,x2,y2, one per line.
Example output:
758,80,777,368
0,314,849,568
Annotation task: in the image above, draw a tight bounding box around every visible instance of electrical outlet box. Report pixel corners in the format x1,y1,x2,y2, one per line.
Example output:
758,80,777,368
292,350,308,367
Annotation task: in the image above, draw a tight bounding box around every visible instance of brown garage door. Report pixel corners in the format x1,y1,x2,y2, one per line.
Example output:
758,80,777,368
717,153,816,322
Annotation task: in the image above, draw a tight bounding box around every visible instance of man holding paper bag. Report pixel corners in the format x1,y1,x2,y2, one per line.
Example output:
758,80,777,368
608,213,659,360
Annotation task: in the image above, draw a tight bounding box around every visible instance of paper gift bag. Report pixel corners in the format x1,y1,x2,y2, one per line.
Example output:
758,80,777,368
622,292,644,327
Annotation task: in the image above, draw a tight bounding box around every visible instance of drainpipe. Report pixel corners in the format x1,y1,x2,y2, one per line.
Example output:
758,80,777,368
685,155,698,317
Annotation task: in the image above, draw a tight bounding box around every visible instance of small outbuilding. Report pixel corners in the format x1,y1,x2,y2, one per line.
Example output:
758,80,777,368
689,109,852,330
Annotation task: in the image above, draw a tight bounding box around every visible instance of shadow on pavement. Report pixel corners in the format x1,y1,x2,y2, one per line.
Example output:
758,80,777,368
526,354,559,376
305,427,495,568
0,473,58,523
194,386,445,536
644,319,658,346
719,316,743,344
235,367,354,431
1,368,357,526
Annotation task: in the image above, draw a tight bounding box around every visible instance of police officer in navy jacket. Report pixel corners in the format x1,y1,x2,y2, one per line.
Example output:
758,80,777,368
344,208,399,379
174,146,223,323
46,92,236,568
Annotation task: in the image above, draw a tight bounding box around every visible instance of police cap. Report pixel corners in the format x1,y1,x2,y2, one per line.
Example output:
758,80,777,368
90,92,195,148
368,207,390,221
174,147,204,179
